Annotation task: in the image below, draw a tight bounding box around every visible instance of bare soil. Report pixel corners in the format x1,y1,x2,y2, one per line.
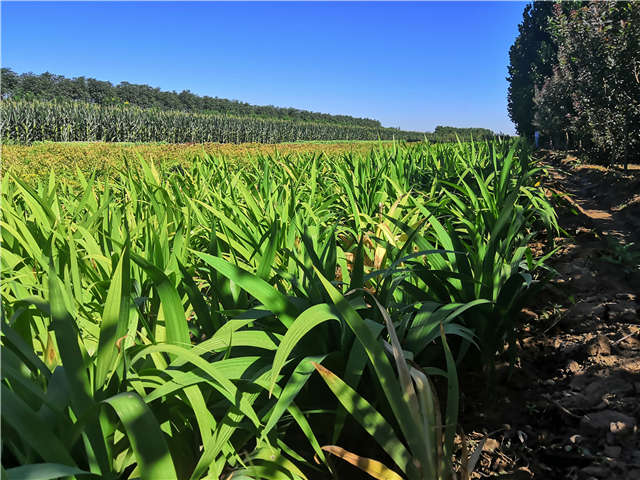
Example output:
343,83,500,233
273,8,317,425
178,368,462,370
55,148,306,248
462,152,640,479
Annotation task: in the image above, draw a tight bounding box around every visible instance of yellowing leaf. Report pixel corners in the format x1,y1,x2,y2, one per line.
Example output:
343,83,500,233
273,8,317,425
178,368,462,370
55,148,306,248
321,445,404,480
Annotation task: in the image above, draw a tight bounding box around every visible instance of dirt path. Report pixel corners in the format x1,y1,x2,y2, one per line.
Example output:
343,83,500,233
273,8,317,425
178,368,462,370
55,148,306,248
463,152,640,479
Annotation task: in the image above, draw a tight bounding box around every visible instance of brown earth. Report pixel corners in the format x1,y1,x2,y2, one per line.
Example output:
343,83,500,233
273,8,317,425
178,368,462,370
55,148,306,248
462,152,640,480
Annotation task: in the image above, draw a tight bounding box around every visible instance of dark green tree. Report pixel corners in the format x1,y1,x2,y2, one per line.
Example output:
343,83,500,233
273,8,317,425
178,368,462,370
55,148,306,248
507,1,559,140
539,2,640,168
0,68,384,127
0,68,19,98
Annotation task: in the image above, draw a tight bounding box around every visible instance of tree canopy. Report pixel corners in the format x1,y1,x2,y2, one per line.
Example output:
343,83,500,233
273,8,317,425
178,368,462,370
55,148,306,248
0,68,383,127
508,1,639,167
506,2,562,140
536,2,640,166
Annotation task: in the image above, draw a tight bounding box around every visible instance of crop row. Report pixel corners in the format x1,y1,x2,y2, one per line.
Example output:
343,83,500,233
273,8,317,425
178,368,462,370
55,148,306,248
1,140,556,479
0,99,426,144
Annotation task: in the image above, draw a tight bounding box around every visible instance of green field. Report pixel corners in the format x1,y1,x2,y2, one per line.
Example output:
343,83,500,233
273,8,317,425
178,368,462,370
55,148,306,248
2,1,637,478
1,139,557,479
0,99,426,145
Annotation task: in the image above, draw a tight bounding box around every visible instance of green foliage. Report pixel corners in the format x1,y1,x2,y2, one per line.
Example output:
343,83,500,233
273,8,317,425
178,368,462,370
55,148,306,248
601,238,640,274
535,2,640,168
0,67,382,128
507,1,559,139
1,141,555,479
0,70,502,143
432,126,496,143
509,1,639,168
0,99,427,144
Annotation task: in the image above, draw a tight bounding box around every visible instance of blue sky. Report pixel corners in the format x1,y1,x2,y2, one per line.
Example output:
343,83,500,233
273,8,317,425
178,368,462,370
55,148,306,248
1,1,527,134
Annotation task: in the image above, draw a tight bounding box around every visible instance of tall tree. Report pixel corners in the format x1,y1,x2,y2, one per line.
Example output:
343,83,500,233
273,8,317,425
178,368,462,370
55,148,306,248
539,2,640,168
507,2,559,139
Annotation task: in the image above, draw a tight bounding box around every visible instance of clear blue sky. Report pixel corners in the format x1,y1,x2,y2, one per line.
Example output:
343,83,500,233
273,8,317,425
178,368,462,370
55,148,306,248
1,1,527,134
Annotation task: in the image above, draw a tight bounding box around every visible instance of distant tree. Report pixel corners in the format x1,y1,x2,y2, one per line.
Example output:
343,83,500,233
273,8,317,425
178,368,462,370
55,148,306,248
432,126,495,142
87,78,115,104
0,68,386,127
1,68,19,98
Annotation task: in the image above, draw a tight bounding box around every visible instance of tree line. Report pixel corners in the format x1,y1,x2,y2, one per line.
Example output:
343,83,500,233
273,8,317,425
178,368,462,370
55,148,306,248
0,68,383,127
1,68,499,145
507,1,639,168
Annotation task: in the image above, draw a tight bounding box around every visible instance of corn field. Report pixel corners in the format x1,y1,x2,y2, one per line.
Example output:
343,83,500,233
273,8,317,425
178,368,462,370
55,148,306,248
0,99,425,144
1,140,557,479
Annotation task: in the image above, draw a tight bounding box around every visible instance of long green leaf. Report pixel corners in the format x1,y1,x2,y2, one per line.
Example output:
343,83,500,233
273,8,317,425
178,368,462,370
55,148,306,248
102,392,178,480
